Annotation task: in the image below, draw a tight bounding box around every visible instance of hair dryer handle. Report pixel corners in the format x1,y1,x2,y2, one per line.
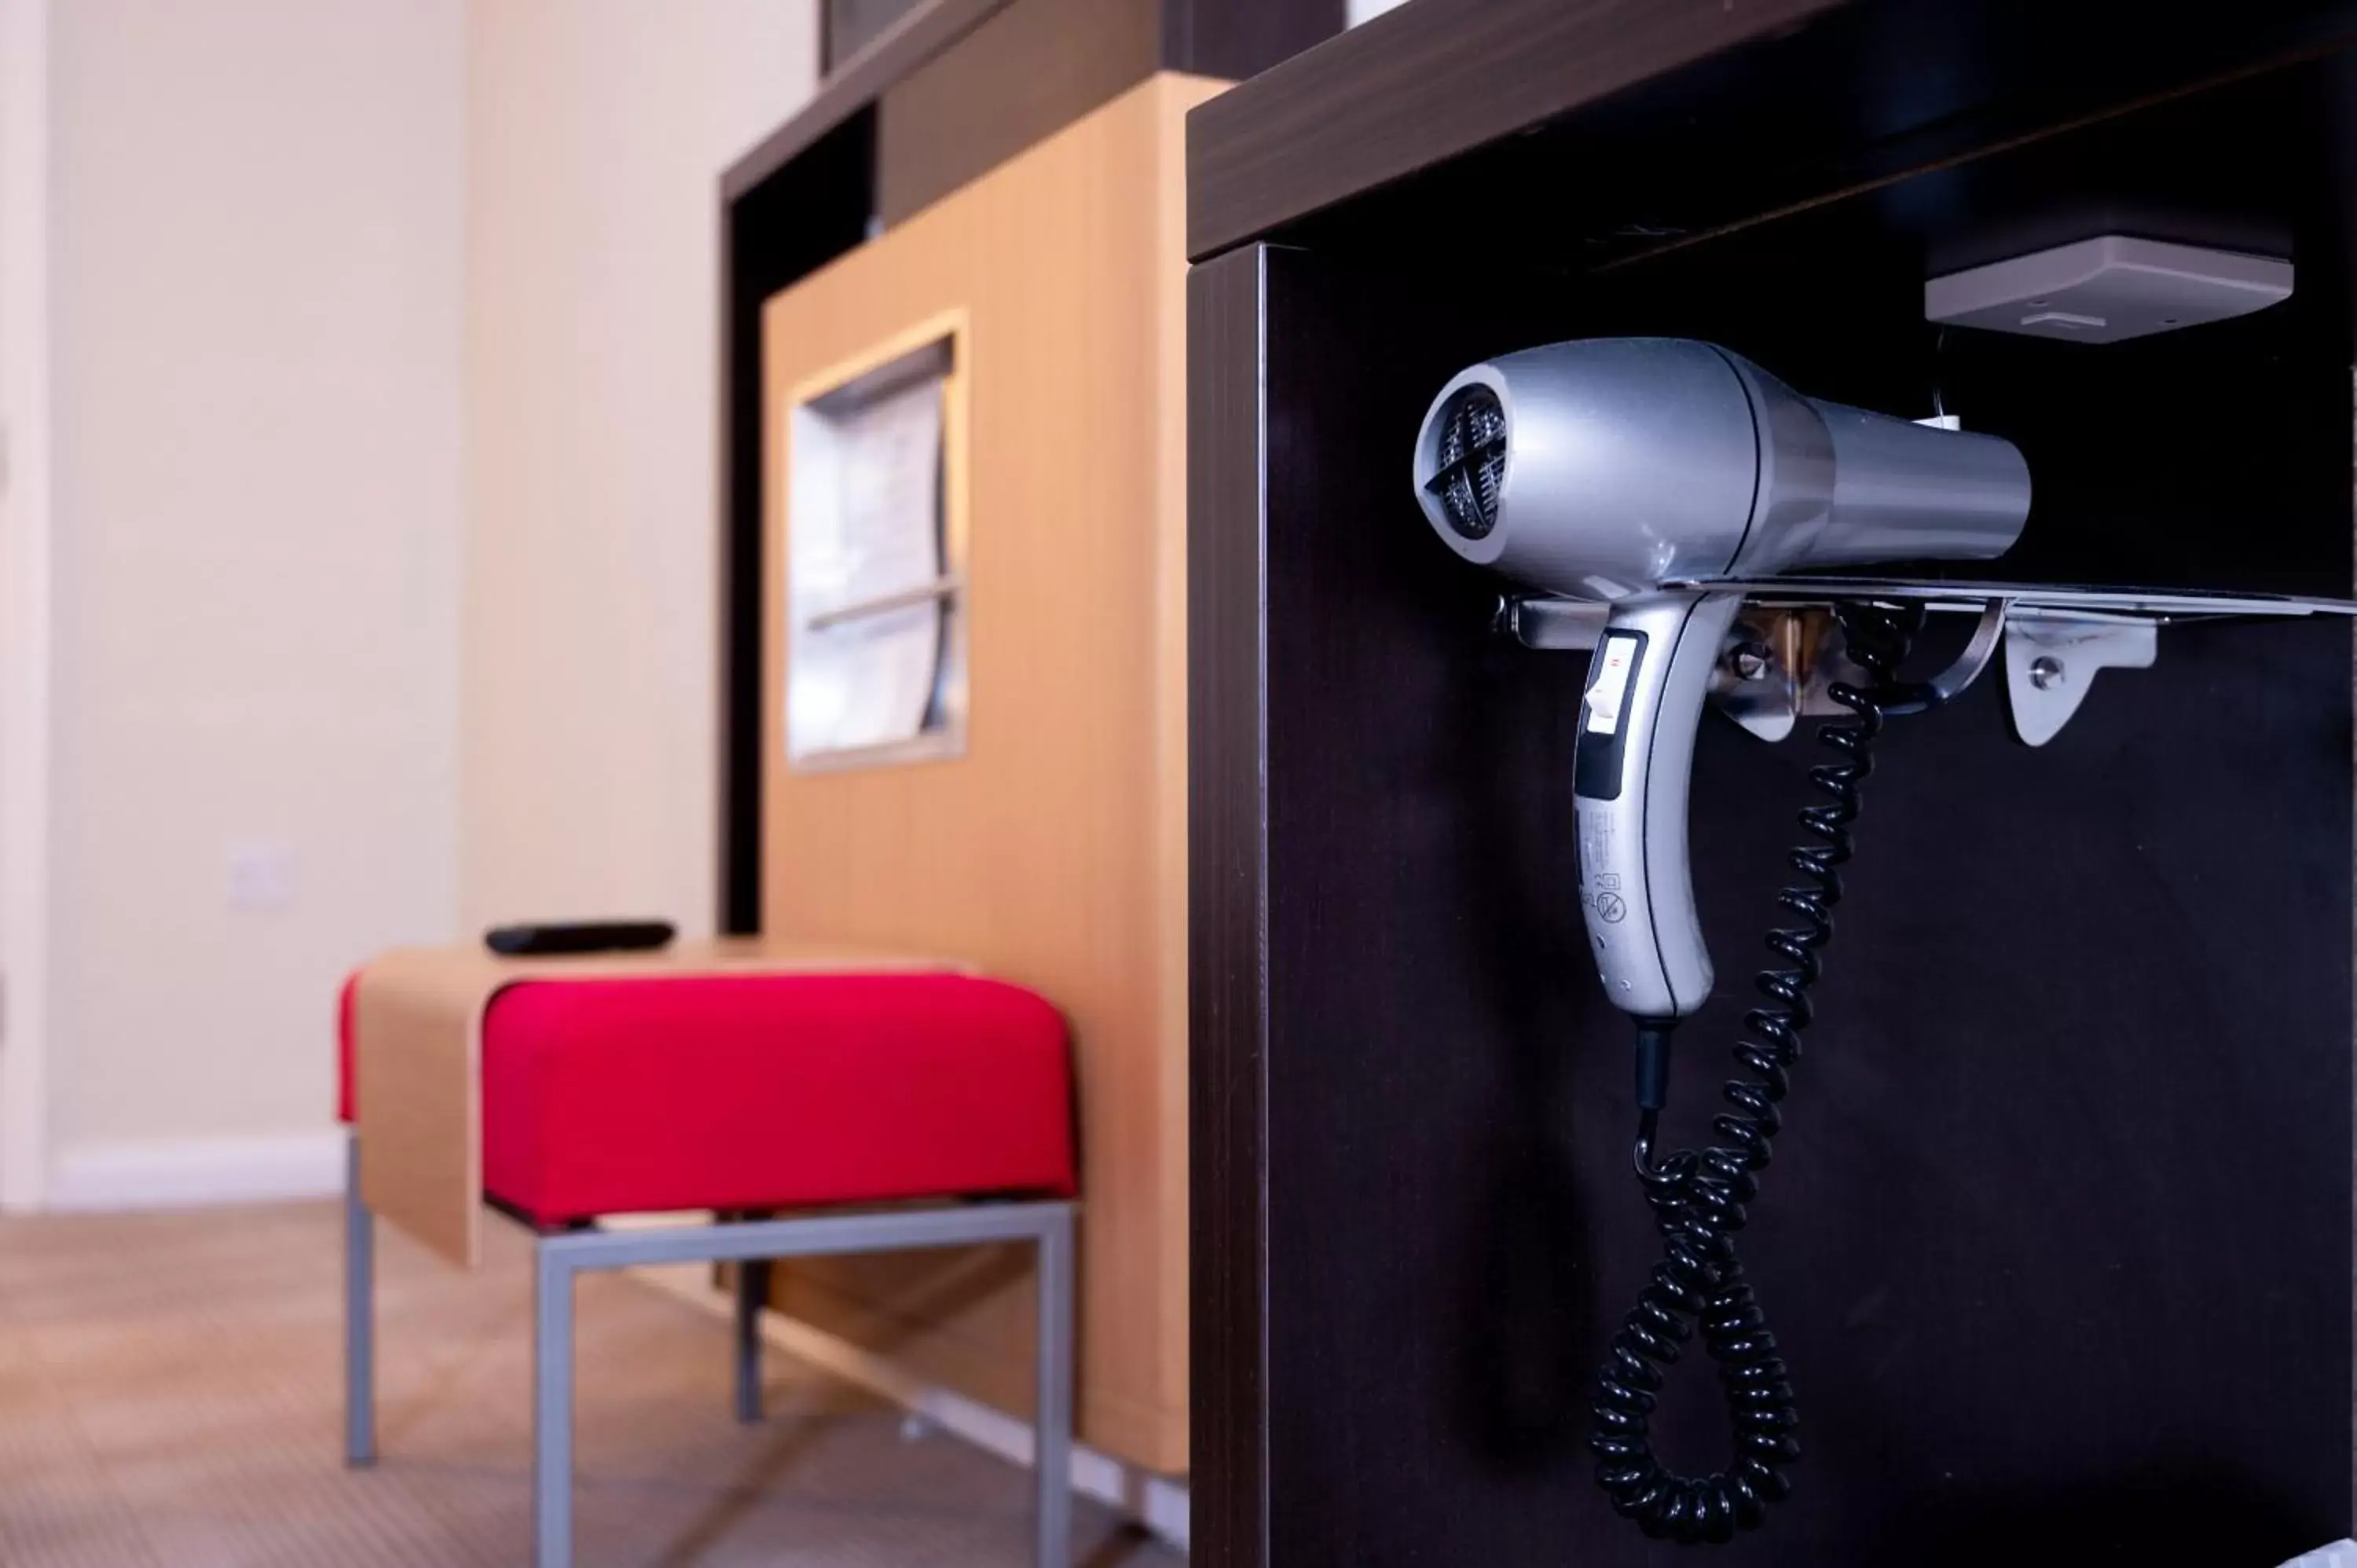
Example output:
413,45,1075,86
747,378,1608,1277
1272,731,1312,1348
1572,592,1743,1020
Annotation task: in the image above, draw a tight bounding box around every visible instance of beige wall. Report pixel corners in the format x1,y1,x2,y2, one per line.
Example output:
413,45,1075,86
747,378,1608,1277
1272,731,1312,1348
27,0,819,1202
46,0,467,1191
460,1,819,936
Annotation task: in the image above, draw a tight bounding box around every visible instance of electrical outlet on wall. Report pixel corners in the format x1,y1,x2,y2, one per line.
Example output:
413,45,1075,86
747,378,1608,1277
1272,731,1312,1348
226,842,297,914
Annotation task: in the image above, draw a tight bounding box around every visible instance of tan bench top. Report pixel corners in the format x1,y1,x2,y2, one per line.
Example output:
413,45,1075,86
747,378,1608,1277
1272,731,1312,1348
354,940,963,1266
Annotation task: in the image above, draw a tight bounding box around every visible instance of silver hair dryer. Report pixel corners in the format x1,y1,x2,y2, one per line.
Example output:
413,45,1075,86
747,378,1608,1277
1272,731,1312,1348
1411,339,2031,1020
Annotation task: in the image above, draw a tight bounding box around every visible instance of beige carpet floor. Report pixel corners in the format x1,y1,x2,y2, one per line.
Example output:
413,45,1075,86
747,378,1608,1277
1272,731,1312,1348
0,1200,1180,1566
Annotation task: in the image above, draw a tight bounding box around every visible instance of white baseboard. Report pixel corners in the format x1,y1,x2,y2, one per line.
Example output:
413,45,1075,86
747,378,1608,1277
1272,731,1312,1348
632,1262,1190,1553
46,1130,347,1211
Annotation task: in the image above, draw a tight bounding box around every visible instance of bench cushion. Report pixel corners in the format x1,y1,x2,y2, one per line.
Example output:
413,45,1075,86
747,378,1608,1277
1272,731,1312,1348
339,970,1075,1222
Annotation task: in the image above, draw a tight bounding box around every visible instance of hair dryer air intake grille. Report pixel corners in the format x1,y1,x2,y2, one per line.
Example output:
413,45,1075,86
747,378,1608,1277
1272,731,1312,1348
1425,386,1508,540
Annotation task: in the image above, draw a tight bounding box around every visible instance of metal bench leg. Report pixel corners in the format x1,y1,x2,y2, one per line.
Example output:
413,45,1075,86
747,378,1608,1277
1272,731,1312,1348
343,1135,376,1468
733,1259,772,1424
1033,1207,1074,1568
533,1239,577,1568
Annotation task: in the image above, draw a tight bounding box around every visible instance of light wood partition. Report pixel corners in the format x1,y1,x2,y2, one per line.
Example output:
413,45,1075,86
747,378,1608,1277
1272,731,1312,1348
760,72,1216,1476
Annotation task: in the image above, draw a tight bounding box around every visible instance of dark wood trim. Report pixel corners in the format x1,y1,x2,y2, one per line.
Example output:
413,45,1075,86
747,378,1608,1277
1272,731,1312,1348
1184,0,2357,266
874,0,1164,226
822,0,936,75
723,0,1014,203
1164,0,1347,82
1184,0,1843,261
716,178,739,936
1186,244,1272,1568
720,112,878,934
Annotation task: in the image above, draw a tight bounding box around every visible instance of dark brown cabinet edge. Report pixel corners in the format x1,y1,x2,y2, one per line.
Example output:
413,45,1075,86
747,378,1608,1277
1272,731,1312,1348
1183,0,1842,262
1186,244,1274,1568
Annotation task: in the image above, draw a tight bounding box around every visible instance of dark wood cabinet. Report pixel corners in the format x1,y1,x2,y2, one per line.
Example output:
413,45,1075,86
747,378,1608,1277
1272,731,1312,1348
1188,3,2357,1561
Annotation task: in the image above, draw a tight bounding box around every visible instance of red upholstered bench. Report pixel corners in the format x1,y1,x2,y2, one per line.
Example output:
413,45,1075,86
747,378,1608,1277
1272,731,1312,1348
336,969,1078,1568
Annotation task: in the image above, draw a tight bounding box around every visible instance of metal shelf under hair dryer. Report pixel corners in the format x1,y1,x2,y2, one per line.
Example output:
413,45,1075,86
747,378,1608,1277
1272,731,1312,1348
1498,577,2354,749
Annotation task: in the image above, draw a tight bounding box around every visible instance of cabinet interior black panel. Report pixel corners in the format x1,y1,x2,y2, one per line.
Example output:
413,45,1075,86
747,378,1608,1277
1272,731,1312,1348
1226,106,2355,1556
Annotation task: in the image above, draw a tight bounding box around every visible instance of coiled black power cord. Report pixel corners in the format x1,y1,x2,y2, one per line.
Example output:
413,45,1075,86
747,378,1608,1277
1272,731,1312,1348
1588,599,1926,1544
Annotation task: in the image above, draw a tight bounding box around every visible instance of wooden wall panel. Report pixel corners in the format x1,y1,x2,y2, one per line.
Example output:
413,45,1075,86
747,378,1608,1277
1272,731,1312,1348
761,72,1220,1475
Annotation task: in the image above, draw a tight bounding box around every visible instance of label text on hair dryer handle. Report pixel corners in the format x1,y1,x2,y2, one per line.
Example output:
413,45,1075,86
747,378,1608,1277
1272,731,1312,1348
1579,820,1629,930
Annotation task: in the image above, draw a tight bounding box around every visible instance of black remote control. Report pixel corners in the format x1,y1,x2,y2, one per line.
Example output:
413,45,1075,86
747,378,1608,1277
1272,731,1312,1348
484,920,676,958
